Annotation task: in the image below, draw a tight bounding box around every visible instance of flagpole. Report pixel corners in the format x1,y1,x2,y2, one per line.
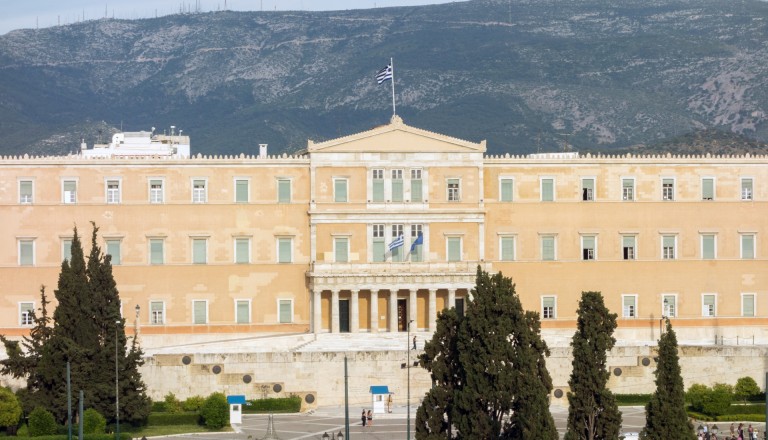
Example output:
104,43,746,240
390,57,396,116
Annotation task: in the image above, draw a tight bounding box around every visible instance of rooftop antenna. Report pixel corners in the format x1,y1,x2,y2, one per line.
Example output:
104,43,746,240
559,132,573,152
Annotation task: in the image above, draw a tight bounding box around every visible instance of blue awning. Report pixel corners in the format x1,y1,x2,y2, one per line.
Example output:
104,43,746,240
369,386,390,394
227,395,247,404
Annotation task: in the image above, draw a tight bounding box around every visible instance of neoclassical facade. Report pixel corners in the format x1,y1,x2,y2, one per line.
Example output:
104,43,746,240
1,116,766,347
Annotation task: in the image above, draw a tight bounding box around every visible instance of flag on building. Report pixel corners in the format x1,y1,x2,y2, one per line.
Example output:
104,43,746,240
376,64,393,84
409,232,423,253
388,234,404,252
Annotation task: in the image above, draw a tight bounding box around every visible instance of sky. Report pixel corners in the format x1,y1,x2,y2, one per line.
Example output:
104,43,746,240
0,0,460,35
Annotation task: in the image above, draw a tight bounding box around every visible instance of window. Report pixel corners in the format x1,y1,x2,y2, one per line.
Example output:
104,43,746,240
277,237,292,263
542,296,556,319
411,169,423,202
742,294,755,317
500,236,515,261
150,301,165,324
622,295,637,318
192,179,207,203
236,299,251,324
541,235,556,261
410,225,423,262
278,299,293,323
371,169,384,202
19,239,34,266
581,235,596,260
149,179,164,204
19,180,33,204
62,180,77,204
541,178,554,202
234,237,250,264
149,239,164,265
106,179,121,204
447,237,462,262
701,234,716,260
334,178,348,203
62,238,72,262
662,294,676,318
334,237,349,263
372,224,385,262
447,179,460,202
19,302,34,326
702,178,714,200
391,169,403,202
741,178,753,200
662,235,676,260
622,178,635,201
702,294,716,317
662,178,675,201
741,234,755,259
622,235,636,260
192,238,207,264
106,239,121,265
500,178,514,202
581,178,595,201
391,224,404,262
192,300,208,324
235,178,249,203
277,178,291,203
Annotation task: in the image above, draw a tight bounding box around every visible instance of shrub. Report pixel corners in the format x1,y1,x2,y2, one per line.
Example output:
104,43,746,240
28,407,58,437
244,397,302,413
147,412,201,425
163,392,183,414
82,408,106,434
735,376,761,403
182,395,206,412
687,383,733,417
0,387,22,429
716,414,766,422
614,394,652,406
200,393,228,429
151,400,166,412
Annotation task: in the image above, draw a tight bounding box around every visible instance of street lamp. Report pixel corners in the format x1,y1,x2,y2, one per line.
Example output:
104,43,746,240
660,297,669,336
322,433,329,440
115,319,120,440
336,432,344,440
712,424,719,435
135,304,141,338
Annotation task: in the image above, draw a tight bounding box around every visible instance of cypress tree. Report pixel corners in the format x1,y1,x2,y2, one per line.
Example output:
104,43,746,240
565,291,622,440
641,319,694,440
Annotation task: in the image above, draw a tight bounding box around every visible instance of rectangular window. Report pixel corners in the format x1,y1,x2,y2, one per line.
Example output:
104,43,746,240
334,178,348,203
19,239,34,266
742,294,755,317
19,302,34,326
192,238,207,264
581,235,596,261
741,178,753,200
581,178,595,201
447,179,460,202
193,300,208,324
541,178,554,201
622,235,636,260
410,225,423,262
234,237,250,264
391,169,403,202
106,239,121,265
150,301,165,325
541,236,556,261
391,224,404,262
702,294,716,317
277,237,292,263
662,295,676,318
741,234,755,259
500,236,515,261
106,179,121,204
702,178,714,200
447,237,462,262
192,179,207,203
235,179,249,203
279,299,293,323
623,295,637,318
622,178,635,201
19,180,33,204
410,169,423,202
701,234,716,260
371,169,384,202
372,224,385,263
62,238,73,262
236,300,250,324
277,179,291,203
149,239,164,265
542,296,556,319
334,237,349,263
500,178,514,202
149,179,164,204
63,180,77,204
662,178,675,201
662,235,676,260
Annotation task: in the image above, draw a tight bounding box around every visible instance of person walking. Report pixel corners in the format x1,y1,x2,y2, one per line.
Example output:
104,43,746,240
361,409,367,427
412,335,417,350
367,409,373,426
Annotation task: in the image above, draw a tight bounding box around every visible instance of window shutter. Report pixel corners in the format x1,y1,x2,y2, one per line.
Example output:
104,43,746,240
702,235,715,259
372,239,385,262
335,179,348,202
279,300,291,323
542,297,555,309
742,235,755,259
622,236,634,247
235,239,249,263
236,301,250,323
392,179,403,202
702,179,714,199
278,179,291,203
278,238,292,263
106,240,121,265
235,180,248,202
20,242,33,265
193,301,207,324
447,237,461,262
193,239,206,264
150,240,163,264
541,179,553,201
500,179,513,202
542,237,554,260
501,237,514,260
582,236,595,249
335,237,348,262
663,236,675,249
372,179,384,202
743,295,755,317
411,179,422,202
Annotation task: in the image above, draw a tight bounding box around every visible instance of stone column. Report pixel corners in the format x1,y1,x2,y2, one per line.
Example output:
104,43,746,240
389,290,398,333
331,290,340,333
408,289,417,329
313,289,322,333
350,290,359,333
428,289,437,332
370,290,379,333
448,288,456,310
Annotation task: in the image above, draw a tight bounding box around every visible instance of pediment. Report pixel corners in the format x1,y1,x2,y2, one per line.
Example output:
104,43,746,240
307,115,486,154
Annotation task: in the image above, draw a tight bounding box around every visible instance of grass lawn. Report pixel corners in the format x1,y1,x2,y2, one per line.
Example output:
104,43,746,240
124,425,233,437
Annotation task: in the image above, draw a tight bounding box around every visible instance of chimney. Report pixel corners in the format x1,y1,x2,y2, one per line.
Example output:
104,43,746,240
259,144,268,158
80,138,87,151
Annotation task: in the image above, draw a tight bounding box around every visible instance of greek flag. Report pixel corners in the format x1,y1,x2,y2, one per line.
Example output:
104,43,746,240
376,64,393,84
388,234,404,252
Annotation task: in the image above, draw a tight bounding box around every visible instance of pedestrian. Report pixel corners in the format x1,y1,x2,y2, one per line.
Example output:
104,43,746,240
412,335,417,350
367,409,373,426
361,409,367,427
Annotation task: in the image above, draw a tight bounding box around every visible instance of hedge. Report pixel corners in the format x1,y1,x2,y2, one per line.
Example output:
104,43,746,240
147,412,201,425
722,404,765,415
243,397,302,414
716,414,766,422
11,435,132,440
615,394,652,406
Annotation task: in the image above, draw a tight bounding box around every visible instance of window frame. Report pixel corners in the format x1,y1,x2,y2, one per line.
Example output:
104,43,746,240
447,178,461,202
61,237,73,263
18,179,34,204
19,302,34,327
581,177,596,201
541,235,557,261
661,235,677,260
410,168,423,202
701,177,715,201
661,294,677,318
700,234,717,260
62,178,78,204
622,294,638,318
499,235,515,261
581,234,597,261
499,177,514,202
661,177,676,201
18,238,35,266
701,293,717,318
740,233,756,259
149,238,165,265
446,236,462,262
192,178,208,204
622,235,637,260
277,236,293,263
278,298,294,324
192,299,208,324
741,293,756,317
106,238,122,265
234,237,251,264
149,300,165,325
277,178,292,204
372,224,386,263
334,177,349,203
333,236,350,263
148,177,165,204
191,237,208,264
235,299,251,324
741,177,754,201
234,177,250,203
409,224,424,262
105,178,122,204
541,295,556,319
540,177,555,202
391,169,404,202
621,177,635,201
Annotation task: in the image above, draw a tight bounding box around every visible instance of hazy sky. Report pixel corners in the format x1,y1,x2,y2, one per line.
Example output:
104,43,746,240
0,0,461,35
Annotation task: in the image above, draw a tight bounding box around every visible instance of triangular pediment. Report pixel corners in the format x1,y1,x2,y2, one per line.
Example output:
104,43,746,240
307,115,486,154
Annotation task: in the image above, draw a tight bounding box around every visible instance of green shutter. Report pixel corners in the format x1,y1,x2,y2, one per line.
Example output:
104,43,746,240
742,235,755,259
334,179,347,202
411,179,422,202
500,179,513,202
62,240,72,262
742,179,753,199
582,179,594,200
235,238,249,263
235,180,248,203
541,179,553,201
702,179,714,200
278,238,292,263
743,295,755,317
106,240,121,265
501,237,514,261
542,297,555,308
64,180,76,192
236,301,250,323
20,241,33,266
702,235,715,259
392,179,403,202
542,236,555,261
447,237,461,262
663,236,675,248
279,300,292,323
151,301,163,314
335,237,348,262
150,240,163,264
372,239,385,262
622,236,634,247
372,179,384,202
582,236,595,249
193,239,206,264
193,301,207,324
278,179,291,203
19,181,32,202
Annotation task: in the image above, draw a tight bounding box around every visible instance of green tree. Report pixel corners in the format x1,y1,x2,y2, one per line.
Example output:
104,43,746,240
734,376,761,404
0,387,22,430
200,392,229,429
564,291,622,440
641,319,694,440
27,407,58,437
82,408,107,434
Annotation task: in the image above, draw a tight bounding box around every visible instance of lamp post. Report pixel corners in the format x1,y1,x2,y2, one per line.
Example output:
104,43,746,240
406,319,414,440
115,320,120,440
660,298,669,336
134,304,141,341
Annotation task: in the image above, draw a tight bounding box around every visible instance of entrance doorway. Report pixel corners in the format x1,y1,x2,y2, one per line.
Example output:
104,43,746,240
397,299,407,331
455,298,465,319
339,299,350,333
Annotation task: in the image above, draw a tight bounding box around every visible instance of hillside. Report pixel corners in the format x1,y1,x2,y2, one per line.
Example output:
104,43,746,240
0,0,766,156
